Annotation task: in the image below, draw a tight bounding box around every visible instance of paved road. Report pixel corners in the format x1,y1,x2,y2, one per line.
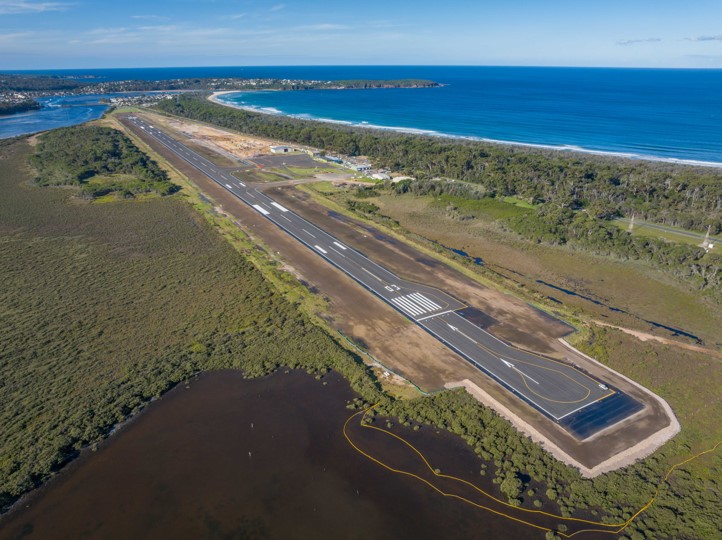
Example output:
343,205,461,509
125,115,623,426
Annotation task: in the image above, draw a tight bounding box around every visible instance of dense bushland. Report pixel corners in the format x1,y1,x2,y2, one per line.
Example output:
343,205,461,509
30,126,178,198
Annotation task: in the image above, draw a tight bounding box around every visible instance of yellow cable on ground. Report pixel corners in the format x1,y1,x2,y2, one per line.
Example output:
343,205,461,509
343,405,721,538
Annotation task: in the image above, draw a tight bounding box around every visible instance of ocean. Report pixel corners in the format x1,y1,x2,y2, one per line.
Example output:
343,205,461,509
4,66,722,165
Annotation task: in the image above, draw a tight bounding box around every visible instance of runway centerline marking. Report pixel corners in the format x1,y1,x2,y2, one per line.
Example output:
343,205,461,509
416,309,456,321
361,267,383,282
500,358,540,385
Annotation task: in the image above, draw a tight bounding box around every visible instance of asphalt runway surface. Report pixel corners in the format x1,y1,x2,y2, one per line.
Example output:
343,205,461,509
125,115,640,438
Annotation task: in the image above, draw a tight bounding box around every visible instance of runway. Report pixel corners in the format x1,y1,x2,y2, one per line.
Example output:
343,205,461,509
124,115,641,437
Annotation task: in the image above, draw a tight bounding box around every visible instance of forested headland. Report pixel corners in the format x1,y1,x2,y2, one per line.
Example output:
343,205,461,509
154,94,722,298
0,99,41,116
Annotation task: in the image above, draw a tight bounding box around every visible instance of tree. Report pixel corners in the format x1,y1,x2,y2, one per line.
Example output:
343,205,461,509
500,474,523,500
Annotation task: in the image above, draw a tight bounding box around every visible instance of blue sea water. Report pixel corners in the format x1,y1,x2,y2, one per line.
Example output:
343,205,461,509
3,66,722,165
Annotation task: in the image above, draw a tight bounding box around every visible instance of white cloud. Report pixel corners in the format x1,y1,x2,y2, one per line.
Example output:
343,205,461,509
0,1,72,14
685,35,722,42
131,15,169,21
137,25,178,33
0,31,32,41
270,3,285,12
296,24,350,31
616,38,661,46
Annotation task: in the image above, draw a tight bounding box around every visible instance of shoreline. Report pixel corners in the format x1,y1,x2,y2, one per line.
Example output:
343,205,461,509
208,91,722,170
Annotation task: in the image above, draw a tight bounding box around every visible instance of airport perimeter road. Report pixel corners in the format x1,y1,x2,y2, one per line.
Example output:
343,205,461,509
125,115,625,429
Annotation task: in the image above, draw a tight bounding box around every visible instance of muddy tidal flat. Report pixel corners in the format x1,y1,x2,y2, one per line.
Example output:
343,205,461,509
0,370,542,540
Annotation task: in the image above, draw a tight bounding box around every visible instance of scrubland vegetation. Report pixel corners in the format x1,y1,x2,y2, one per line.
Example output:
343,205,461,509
0,136,379,512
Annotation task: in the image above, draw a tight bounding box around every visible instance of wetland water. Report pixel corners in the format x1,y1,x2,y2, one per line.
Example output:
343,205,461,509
0,370,553,540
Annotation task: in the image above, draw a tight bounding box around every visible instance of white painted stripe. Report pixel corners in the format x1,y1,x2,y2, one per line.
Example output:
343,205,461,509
314,245,327,254
361,267,382,282
416,309,456,321
330,247,346,258
408,293,439,311
555,395,610,421
410,293,441,310
399,296,429,314
252,204,270,216
238,182,246,187
271,202,289,212
391,298,422,316
394,297,425,316
302,228,317,238
333,241,347,250
225,184,233,189
280,215,292,222
417,294,441,310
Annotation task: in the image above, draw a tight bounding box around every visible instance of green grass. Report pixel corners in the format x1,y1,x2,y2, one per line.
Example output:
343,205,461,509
0,138,380,511
306,180,339,195
501,195,537,209
434,194,534,220
612,218,722,248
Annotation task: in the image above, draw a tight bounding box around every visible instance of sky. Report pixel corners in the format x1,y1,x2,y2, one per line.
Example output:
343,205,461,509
1,0,721,69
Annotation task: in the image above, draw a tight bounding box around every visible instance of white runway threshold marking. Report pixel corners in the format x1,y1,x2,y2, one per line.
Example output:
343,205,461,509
271,202,289,212
252,204,270,216
391,297,423,316
314,245,328,254
333,241,347,250
391,294,442,317
225,184,233,189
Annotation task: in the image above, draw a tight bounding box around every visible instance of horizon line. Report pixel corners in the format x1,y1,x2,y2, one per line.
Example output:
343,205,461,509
4,64,722,73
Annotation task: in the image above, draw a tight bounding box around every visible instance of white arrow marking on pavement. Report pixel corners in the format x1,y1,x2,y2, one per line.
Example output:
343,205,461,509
446,323,478,344
500,357,540,385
